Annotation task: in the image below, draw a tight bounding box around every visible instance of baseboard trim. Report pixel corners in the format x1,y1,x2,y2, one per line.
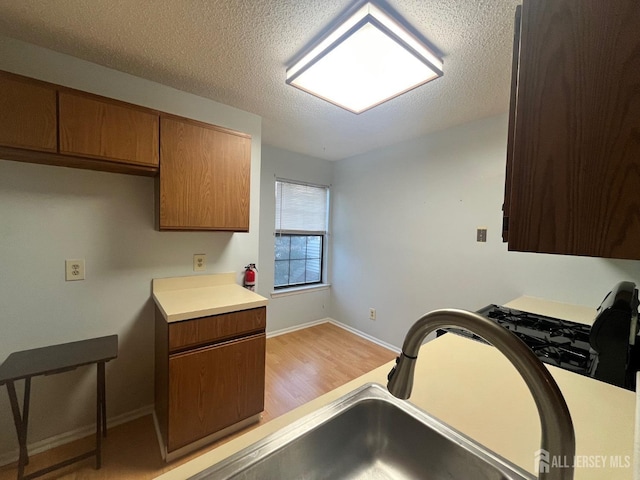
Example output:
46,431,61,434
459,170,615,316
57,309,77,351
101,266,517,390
152,410,166,462
0,404,154,467
326,319,401,354
163,413,261,463
267,317,400,354
266,317,331,338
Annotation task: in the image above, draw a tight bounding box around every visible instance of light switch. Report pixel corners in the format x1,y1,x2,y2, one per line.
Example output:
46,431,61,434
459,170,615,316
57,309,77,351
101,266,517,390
477,228,487,243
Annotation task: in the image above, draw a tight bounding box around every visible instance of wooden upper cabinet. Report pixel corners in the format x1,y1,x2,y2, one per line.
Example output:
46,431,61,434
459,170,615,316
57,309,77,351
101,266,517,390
504,0,640,260
59,91,159,167
159,115,251,231
0,73,57,152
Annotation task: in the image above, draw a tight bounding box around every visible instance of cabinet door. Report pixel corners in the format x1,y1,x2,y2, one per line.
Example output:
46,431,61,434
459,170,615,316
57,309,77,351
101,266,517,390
506,0,640,259
502,6,521,243
159,116,251,231
0,73,57,152
167,334,265,451
59,91,159,167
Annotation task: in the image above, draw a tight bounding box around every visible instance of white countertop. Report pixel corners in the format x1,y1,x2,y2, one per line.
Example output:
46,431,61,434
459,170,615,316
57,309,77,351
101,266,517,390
505,295,596,326
155,297,636,480
152,273,268,322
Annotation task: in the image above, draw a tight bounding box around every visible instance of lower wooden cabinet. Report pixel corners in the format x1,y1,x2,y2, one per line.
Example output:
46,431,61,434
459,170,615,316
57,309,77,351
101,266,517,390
154,306,266,460
167,334,265,451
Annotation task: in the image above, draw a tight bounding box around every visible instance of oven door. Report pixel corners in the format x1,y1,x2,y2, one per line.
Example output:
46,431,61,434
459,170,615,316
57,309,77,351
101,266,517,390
589,281,639,389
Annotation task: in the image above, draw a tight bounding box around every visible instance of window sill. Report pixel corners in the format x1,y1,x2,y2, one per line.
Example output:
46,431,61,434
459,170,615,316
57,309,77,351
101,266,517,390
271,283,331,298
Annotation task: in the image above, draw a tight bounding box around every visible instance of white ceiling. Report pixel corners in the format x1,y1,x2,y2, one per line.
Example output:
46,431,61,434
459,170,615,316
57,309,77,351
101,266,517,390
0,0,519,161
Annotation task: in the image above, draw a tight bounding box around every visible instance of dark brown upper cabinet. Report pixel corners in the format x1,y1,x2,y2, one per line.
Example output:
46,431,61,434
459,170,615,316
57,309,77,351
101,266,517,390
503,0,640,260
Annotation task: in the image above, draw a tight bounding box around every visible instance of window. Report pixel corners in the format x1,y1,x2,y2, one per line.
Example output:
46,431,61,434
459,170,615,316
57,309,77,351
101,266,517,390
274,180,329,289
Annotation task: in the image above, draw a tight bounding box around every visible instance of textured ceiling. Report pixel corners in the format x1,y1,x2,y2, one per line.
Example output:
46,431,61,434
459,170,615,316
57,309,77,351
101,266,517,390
0,0,519,161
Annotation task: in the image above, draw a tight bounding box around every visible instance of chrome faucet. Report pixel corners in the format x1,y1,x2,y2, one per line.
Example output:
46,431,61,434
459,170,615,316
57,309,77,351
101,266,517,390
387,309,575,480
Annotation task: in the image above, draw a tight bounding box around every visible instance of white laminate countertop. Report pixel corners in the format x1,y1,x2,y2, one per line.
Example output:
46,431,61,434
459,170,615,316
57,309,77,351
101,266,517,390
155,297,636,480
152,273,268,322
504,295,597,326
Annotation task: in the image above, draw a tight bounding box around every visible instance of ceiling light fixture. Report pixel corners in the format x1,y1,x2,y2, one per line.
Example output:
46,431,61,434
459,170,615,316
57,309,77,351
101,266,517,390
286,1,443,114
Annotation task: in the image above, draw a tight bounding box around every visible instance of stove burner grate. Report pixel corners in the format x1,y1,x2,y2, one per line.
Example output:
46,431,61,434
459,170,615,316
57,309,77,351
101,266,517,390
469,304,596,376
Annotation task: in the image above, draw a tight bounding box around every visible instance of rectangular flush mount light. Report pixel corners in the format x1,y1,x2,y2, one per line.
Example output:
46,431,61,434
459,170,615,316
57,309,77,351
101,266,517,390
286,1,443,114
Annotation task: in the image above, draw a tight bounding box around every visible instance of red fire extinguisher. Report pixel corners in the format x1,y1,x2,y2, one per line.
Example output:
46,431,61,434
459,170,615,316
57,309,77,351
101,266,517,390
243,264,257,291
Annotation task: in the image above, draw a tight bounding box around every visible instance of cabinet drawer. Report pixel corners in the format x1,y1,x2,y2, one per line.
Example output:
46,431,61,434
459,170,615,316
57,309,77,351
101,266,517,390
168,307,266,352
167,333,265,451
59,91,159,167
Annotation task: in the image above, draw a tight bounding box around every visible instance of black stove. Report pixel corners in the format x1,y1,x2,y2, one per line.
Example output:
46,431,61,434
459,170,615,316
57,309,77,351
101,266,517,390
475,304,595,375
440,282,640,391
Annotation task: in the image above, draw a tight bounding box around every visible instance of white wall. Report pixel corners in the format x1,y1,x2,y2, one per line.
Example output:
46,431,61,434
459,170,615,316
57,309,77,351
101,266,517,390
330,114,640,348
258,145,334,332
0,36,261,458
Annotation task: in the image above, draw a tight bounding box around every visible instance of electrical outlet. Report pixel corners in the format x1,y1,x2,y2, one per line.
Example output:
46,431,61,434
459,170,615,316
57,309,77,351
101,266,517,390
477,228,487,243
65,259,85,281
369,308,376,321
193,254,206,271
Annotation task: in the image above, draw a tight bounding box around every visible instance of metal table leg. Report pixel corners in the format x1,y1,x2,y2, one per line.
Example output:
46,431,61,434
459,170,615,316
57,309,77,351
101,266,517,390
96,362,106,468
6,378,31,480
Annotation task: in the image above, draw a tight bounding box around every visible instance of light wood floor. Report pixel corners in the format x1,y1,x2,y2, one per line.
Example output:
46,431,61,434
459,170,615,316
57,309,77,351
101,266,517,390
0,322,396,480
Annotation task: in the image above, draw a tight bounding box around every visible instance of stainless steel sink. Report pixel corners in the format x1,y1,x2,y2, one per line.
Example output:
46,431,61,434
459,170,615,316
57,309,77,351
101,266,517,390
188,383,535,480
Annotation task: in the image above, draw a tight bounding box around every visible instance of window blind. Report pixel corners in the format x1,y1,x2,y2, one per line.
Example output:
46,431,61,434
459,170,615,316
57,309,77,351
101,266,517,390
275,180,328,234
